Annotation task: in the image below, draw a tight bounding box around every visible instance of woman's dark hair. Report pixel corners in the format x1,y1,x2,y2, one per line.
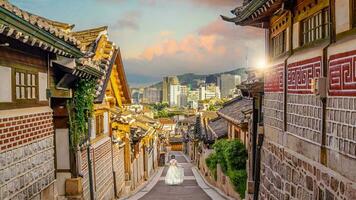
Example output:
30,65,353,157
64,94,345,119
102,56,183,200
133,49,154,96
171,155,175,159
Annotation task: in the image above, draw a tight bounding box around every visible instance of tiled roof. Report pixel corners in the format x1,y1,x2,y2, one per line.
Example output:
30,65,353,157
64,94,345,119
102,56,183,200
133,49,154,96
179,116,197,124
218,97,252,125
158,118,175,124
201,111,218,119
72,26,108,52
73,27,117,101
0,0,81,50
169,137,183,143
207,118,228,140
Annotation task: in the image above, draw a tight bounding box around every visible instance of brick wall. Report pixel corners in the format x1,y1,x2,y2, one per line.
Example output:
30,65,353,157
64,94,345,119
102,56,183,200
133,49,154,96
80,137,115,200
264,93,284,131
113,144,125,196
92,138,114,200
81,148,91,200
287,94,322,144
0,108,55,199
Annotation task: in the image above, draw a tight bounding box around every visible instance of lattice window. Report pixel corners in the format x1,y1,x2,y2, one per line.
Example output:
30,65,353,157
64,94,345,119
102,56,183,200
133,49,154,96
96,114,104,136
14,69,37,102
271,30,286,57
301,8,329,46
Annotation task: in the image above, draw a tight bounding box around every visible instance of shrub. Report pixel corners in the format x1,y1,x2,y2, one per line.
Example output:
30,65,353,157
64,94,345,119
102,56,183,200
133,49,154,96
224,140,247,171
205,152,218,180
212,139,229,172
228,170,247,199
205,139,248,198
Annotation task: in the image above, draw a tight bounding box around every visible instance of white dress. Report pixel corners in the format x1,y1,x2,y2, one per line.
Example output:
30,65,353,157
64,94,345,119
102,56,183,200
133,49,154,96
165,159,184,185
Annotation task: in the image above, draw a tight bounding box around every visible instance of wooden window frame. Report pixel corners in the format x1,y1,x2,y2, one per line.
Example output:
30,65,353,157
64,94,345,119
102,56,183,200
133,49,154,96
300,8,329,46
351,0,356,28
271,30,287,58
96,114,104,136
12,68,38,103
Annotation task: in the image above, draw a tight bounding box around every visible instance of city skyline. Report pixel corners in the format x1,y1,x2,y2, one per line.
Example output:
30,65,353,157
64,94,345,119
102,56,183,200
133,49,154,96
10,0,265,86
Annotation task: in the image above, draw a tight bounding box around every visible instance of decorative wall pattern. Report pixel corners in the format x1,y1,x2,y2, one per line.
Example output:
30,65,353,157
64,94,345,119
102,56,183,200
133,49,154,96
287,57,322,94
264,93,284,131
287,94,322,144
329,50,356,96
265,64,284,92
326,97,356,158
93,139,114,200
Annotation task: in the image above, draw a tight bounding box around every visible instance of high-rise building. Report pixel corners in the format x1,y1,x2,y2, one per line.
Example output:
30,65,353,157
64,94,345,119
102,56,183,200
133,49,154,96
198,84,220,100
162,76,179,103
218,74,241,98
142,87,161,104
178,85,188,107
187,90,199,109
169,84,181,107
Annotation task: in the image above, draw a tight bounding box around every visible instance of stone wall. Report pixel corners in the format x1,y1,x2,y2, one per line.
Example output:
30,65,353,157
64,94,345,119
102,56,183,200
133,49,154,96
0,107,55,199
259,141,356,200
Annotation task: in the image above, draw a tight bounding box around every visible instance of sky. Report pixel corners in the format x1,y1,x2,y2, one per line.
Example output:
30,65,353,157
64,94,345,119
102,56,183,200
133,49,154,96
10,0,265,87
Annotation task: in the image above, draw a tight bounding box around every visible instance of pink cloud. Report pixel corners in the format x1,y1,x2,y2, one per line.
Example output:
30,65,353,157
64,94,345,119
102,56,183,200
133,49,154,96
124,19,265,79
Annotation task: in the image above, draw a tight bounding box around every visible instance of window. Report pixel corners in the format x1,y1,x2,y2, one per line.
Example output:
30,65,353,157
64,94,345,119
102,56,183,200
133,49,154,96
96,114,104,136
301,8,329,46
352,0,356,28
14,69,37,101
271,30,286,57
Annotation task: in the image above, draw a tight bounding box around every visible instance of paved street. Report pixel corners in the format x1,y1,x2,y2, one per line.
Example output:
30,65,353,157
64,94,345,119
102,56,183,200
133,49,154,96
125,151,228,200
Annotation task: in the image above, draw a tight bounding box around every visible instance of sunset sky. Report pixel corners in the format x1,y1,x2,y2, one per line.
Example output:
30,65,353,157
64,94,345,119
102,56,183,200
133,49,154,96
10,0,265,86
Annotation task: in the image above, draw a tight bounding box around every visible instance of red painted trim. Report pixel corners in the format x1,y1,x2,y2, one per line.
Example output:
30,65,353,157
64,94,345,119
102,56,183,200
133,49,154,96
329,50,356,96
287,56,322,94
265,63,284,92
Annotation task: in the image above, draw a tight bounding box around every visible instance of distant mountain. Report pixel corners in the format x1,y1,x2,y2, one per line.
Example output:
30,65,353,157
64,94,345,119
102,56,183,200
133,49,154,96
150,68,247,89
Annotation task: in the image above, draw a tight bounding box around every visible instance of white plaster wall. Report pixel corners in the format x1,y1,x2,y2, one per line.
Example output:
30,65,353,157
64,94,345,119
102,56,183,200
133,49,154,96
38,72,48,101
91,118,96,139
55,129,71,169
0,66,12,102
103,111,109,134
335,0,350,34
328,36,356,55
292,22,300,49
287,42,327,64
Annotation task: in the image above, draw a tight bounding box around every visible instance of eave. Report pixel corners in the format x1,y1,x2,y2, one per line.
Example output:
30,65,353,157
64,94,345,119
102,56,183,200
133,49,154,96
221,0,284,27
0,6,83,58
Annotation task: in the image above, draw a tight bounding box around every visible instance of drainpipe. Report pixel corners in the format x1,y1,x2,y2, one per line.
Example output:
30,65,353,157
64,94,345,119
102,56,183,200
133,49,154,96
253,128,264,200
321,0,335,165
251,97,258,180
87,117,95,200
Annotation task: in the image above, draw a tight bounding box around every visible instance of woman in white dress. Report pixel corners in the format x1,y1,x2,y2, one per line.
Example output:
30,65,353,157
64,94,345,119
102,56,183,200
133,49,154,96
165,155,184,185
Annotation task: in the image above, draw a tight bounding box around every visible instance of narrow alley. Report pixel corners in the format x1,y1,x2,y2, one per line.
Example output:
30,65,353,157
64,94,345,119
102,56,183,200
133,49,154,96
125,152,229,200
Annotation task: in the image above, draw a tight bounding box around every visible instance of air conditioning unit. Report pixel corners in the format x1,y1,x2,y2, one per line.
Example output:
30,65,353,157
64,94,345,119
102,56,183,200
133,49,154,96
311,77,327,98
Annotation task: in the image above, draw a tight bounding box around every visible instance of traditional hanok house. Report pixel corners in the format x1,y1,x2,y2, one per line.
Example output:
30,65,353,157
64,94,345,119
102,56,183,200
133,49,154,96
0,1,106,200
206,117,228,143
222,0,356,199
134,114,160,171
72,26,131,199
217,97,252,146
129,120,153,188
158,118,176,138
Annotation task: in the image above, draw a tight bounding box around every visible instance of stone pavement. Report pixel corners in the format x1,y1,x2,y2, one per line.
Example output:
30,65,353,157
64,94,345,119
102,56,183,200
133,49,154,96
123,151,229,200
